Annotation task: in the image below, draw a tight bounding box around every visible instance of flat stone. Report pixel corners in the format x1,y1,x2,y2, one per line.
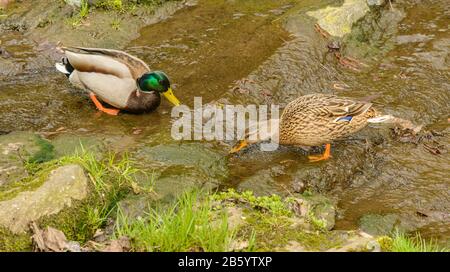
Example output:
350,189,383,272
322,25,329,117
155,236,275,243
0,164,88,233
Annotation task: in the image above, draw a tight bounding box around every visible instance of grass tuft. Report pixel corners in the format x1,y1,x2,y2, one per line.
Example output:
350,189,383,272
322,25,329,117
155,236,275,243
114,190,236,252
388,231,448,252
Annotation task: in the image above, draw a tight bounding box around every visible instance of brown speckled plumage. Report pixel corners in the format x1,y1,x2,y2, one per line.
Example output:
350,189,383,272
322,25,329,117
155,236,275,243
279,94,377,146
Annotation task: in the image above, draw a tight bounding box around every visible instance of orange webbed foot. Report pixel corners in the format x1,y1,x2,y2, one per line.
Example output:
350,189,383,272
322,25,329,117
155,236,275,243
308,143,332,162
229,140,249,154
89,93,120,116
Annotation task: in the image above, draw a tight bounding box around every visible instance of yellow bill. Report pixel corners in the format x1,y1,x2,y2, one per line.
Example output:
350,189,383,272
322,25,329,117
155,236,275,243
163,88,181,106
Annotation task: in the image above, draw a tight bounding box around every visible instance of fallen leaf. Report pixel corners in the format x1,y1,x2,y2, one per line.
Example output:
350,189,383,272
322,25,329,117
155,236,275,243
31,223,69,252
101,236,131,252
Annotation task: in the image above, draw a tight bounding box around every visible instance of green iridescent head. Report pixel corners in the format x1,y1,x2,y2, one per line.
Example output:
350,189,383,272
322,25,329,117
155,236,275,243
137,71,171,93
137,71,180,106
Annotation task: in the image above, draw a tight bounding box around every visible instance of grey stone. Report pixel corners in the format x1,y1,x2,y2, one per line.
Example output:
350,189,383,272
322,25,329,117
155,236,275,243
0,164,89,233
367,0,385,6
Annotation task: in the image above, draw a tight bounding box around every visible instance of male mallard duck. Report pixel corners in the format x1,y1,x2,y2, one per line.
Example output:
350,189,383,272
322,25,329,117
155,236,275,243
55,46,180,115
231,93,392,161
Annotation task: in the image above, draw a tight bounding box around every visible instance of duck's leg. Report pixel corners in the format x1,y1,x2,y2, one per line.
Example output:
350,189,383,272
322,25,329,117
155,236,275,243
229,139,249,154
89,93,120,116
308,143,332,162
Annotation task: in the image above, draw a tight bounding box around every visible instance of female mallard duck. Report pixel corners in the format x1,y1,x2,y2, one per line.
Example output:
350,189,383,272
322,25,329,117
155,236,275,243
55,46,180,115
231,93,391,162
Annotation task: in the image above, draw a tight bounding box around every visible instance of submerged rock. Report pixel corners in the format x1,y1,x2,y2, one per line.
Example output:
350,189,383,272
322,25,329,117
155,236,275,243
0,132,53,187
296,194,336,231
359,213,400,235
0,164,88,233
133,143,228,198
306,0,370,37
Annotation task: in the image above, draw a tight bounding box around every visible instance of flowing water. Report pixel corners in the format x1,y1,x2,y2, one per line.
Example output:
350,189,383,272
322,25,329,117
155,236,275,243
0,0,449,243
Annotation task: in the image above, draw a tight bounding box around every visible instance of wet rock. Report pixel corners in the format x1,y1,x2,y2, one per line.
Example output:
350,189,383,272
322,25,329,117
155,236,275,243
236,168,288,197
294,194,336,231
51,134,103,158
343,3,405,59
117,194,158,219
133,143,228,198
396,34,433,45
0,132,51,187
0,164,88,233
367,0,385,6
359,213,400,235
51,133,135,158
307,0,370,37
292,180,305,194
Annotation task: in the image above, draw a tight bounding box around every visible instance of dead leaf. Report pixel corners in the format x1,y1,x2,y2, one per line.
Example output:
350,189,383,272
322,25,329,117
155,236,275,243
30,222,46,251
101,236,131,252
31,223,69,252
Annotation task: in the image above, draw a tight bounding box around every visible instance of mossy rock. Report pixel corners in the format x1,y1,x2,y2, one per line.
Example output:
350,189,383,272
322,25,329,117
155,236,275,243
359,213,402,236
0,132,55,188
0,164,89,234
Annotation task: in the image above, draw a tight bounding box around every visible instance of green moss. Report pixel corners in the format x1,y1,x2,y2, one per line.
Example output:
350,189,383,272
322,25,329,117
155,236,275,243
212,189,293,216
0,162,55,202
0,227,32,252
377,235,394,251
212,189,342,251
95,0,125,11
306,210,328,232
28,137,55,164
1,148,152,249
38,151,149,243
239,210,342,251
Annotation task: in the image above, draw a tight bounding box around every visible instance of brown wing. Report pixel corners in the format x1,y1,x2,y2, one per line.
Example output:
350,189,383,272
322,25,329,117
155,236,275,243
324,98,373,117
62,46,150,79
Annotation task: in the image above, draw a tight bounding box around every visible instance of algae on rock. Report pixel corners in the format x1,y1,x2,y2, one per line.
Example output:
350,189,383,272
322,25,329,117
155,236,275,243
0,164,89,233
